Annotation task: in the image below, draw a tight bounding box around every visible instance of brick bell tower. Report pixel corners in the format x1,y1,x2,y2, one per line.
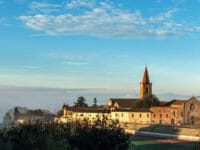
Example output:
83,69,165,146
140,65,152,99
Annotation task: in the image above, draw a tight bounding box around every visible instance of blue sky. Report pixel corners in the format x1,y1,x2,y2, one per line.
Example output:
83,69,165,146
0,0,200,97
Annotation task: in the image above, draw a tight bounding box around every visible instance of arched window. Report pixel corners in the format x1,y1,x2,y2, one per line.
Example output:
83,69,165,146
146,87,148,93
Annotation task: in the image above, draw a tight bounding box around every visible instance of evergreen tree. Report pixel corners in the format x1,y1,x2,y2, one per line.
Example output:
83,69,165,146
92,98,98,107
74,96,88,107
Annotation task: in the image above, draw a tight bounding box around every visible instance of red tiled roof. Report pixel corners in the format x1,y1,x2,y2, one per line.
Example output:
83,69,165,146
164,99,187,106
159,101,169,106
67,106,110,113
109,98,139,108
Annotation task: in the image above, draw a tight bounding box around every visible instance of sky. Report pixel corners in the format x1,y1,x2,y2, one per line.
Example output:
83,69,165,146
0,0,200,121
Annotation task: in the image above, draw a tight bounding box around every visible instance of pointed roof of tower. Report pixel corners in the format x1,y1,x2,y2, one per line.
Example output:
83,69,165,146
142,65,150,84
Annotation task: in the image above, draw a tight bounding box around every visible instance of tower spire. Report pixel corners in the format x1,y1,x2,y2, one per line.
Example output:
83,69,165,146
142,65,150,84
140,65,152,99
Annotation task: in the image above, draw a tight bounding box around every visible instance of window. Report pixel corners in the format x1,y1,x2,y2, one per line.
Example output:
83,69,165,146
181,111,183,117
160,114,162,118
132,114,134,118
173,111,176,117
146,87,148,93
147,114,149,118
159,120,162,124
166,114,168,118
190,104,196,111
121,113,123,117
115,113,118,117
154,114,156,118
140,114,142,118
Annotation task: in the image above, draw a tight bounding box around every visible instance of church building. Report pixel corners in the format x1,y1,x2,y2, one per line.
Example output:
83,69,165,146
55,66,200,126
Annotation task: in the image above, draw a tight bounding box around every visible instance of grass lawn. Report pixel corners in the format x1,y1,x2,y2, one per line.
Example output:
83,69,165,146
129,140,195,150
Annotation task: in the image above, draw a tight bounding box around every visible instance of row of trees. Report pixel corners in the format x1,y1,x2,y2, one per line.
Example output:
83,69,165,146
0,120,131,150
74,97,97,107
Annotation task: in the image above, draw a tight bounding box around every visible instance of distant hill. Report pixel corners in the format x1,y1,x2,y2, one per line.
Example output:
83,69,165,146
3,107,55,124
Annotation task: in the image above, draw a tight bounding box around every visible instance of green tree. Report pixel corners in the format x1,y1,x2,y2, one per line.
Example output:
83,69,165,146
92,98,97,107
74,96,88,107
132,94,160,109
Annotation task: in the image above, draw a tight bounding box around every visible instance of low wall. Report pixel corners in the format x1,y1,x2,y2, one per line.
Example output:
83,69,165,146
125,129,200,141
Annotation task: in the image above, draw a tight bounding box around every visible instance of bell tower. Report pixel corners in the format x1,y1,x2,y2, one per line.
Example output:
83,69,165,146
140,66,152,99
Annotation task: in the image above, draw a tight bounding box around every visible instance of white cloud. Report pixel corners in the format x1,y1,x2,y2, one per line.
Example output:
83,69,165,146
66,0,95,8
195,26,200,31
29,1,61,13
23,66,40,69
112,54,129,58
0,17,10,26
20,1,184,38
149,9,177,23
43,53,83,60
63,61,88,65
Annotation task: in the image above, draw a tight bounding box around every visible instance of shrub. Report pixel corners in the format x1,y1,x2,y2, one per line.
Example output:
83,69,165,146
0,121,130,150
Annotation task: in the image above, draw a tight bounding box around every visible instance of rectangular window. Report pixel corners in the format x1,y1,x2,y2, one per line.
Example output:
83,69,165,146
166,114,168,118
147,114,149,118
160,114,162,118
159,120,162,124
140,114,142,118
173,111,176,117
181,111,183,117
154,114,156,118
132,114,134,118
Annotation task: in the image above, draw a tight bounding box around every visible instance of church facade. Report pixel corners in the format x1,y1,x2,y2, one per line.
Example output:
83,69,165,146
55,66,200,126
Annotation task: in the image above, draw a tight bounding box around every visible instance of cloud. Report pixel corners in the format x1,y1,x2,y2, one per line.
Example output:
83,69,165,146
149,9,177,23
43,53,83,60
22,65,40,69
112,54,129,58
63,61,88,65
195,26,200,31
29,1,61,13
0,17,10,26
19,1,186,39
66,0,95,8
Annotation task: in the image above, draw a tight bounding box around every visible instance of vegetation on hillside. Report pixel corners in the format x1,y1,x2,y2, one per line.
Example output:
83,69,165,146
132,94,160,109
0,119,130,150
